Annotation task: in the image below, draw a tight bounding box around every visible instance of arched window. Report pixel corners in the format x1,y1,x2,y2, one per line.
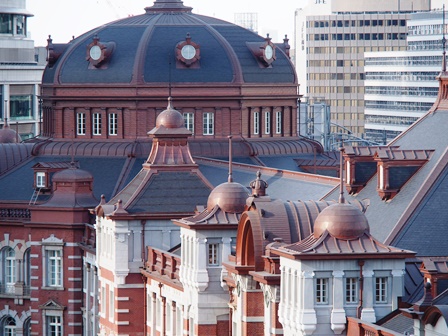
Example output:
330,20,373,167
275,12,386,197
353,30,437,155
1,315,16,336
2,248,16,294
23,317,31,336
23,249,31,296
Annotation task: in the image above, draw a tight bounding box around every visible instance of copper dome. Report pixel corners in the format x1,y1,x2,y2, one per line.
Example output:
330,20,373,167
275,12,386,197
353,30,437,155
155,99,185,129
207,181,249,213
313,203,369,240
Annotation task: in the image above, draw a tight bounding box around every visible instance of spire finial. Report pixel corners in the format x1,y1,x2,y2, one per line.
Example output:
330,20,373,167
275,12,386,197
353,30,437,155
443,5,446,72
339,145,345,204
228,135,233,183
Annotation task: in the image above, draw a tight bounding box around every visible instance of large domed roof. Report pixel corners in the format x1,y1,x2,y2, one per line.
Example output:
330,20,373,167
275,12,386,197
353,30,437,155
43,0,295,86
313,203,369,240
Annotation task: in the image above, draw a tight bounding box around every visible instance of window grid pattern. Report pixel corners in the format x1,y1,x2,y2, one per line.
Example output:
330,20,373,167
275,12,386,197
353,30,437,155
36,172,46,188
275,111,282,134
48,250,62,287
203,112,214,135
375,277,388,303
345,277,358,303
208,243,219,266
47,316,62,336
316,278,328,304
183,113,194,133
5,248,16,294
108,113,118,135
254,112,259,134
77,113,86,135
92,113,102,135
3,316,16,336
264,111,271,135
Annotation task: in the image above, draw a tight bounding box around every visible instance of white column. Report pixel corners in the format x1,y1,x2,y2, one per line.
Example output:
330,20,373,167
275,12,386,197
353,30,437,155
361,270,376,322
132,229,142,263
391,269,404,311
299,270,317,335
93,266,99,336
331,271,346,334
85,264,91,336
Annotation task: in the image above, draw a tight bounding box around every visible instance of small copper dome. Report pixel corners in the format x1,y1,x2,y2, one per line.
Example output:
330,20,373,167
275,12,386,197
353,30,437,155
313,203,369,240
156,98,185,129
0,120,22,143
52,167,94,183
207,181,249,213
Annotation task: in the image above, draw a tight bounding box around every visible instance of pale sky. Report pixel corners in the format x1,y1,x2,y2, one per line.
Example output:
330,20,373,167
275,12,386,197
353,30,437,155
27,0,306,47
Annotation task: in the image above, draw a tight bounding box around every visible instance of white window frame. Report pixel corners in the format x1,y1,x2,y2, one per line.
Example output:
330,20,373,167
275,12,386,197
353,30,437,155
48,250,62,287
92,113,102,136
77,112,86,135
109,288,114,322
375,277,388,303
345,277,358,304
2,247,16,294
42,236,64,290
275,110,282,134
2,315,16,336
264,111,271,135
36,172,46,188
183,112,194,133
207,243,220,266
254,111,260,135
100,286,106,317
46,315,62,336
315,278,329,304
108,113,118,136
203,112,214,135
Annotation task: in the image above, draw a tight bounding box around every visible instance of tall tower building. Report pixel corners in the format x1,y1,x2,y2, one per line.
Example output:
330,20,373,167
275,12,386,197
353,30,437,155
0,0,45,139
295,0,431,138
364,10,445,143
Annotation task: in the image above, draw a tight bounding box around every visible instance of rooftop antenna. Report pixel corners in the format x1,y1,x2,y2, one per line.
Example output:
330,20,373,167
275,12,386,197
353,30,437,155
228,135,233,182
443,4,446,72
339,145,345,204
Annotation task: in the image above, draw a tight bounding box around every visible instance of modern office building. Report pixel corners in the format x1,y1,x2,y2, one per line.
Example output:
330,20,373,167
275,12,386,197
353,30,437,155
295,0,430,138
364,10,444,143
0,0,46,140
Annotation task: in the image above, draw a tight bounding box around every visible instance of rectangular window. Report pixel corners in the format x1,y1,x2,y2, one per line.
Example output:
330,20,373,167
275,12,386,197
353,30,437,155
36,172,46,188
47,315,62,336
108,113,118,136
183,112,194,133
203,112,214,135
345,277,358,303
77,113,86,135
10,95,32,120
254,112,260,134
92,113,102,135
275,111,282,134
4,248,16,294
208,243,219,266
47,250,62,287
375,277,388,303
264,111,271,135
316,278,328,304
109,289,114,321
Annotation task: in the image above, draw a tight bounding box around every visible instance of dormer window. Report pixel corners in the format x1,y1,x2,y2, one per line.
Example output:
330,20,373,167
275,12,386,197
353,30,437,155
36,172,47,188
374,149,433,201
